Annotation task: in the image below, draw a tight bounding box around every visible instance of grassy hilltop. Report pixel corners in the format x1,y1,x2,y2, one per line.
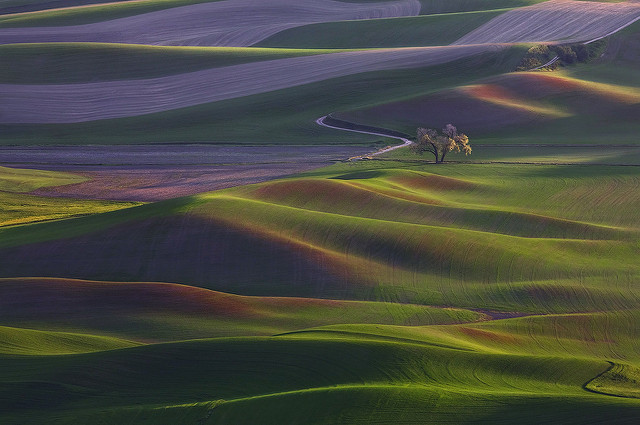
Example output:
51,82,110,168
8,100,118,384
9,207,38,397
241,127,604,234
1,0,640,423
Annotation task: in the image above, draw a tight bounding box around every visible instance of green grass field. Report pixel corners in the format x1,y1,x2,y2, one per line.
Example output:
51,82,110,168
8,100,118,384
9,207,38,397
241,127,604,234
256,10,504,49
2,134,640,425
0,166,140,226
0,43,353,84
0,0,147,14
0,277,485,341
3,154,640,423
0,325,139,355
0,165,86,192
2,159,639,305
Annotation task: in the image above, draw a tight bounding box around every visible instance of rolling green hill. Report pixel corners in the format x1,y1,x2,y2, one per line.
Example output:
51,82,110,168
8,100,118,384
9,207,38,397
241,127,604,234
0,278,485,341
0,325,139,355
2,133,640,425
1,329,639,424
2,160,639,311
256,10,504,49
0,166,140,226
0,165,86,192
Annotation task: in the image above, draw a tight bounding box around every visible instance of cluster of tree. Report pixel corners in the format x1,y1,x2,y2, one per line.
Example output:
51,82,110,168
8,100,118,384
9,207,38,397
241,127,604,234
411,124,471,163
516,40,606,71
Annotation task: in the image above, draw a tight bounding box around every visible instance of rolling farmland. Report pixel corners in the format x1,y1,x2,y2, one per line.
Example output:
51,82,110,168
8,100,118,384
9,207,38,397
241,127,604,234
1,0,640,129
1,0,640,424
0,44,504,123
2,158,640,423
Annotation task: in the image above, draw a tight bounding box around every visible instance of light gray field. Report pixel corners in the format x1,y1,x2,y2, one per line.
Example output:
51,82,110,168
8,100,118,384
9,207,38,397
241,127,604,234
454,0,640,45
0,0,420,46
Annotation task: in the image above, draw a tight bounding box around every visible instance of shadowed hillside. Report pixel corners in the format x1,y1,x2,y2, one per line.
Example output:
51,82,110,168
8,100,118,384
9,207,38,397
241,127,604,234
2,162,639,313
0,278,484,342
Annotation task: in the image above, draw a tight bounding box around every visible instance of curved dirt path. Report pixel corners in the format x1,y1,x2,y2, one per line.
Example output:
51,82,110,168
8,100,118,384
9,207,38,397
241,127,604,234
0,0,421,46
454,0,640,45
316,115,412,159
0,44,502,123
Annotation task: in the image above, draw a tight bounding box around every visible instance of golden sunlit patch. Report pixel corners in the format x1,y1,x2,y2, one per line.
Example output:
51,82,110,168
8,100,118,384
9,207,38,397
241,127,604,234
460,84,572,118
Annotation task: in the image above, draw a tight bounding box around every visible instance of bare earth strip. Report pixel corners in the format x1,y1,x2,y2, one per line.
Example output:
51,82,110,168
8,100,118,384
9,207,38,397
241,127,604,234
0,0,421,46
454,0,640,45
0,44,501,123
1,145,371,201
29,164,330,201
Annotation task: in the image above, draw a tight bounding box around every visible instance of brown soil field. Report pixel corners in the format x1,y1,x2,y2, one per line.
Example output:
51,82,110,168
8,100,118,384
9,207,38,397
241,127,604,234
2,145,370,201
30,164,326,201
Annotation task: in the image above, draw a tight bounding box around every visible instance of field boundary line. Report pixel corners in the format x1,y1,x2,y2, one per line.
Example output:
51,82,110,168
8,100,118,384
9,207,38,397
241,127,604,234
584,15,640,44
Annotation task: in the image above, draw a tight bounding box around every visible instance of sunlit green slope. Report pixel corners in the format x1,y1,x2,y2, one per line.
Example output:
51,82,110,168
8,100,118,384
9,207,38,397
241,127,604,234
2,160,638,312
0,325,139,355
1,333,639,424
0,166,140,226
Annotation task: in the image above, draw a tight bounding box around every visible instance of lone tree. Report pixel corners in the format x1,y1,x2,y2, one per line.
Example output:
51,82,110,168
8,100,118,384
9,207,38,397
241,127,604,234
411,124,471,163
